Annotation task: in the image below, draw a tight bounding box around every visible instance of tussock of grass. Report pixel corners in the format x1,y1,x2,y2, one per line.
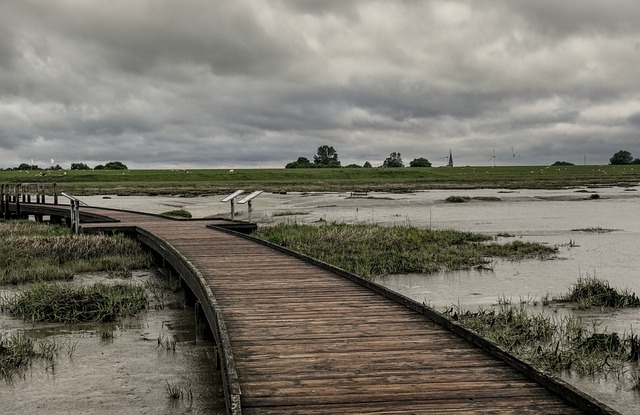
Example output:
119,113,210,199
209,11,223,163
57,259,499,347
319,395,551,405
253,223,557,278
0,331,61,381
557,276,640,308
1,282,148,323
0,221,152,284
445,196,501,203
445,304,639,376
272,211,309,217
571,227,618,233
161,209,192,218
445,195,470,203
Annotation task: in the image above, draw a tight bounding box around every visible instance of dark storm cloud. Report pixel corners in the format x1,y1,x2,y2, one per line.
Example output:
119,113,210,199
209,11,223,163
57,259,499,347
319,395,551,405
1,0,639,168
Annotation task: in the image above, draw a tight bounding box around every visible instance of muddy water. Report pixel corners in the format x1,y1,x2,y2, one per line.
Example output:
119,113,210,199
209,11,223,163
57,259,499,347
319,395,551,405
81,187,640,414
0,271,225,415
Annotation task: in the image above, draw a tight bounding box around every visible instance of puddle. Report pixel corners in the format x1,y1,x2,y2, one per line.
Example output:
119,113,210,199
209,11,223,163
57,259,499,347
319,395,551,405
0,270,225,415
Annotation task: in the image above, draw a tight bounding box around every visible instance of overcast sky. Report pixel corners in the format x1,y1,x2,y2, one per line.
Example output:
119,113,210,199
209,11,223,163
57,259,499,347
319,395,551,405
1,1,640,169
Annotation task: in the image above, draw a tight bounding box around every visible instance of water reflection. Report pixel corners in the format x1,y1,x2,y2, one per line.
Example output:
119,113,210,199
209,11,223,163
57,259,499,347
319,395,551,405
0,270,225,415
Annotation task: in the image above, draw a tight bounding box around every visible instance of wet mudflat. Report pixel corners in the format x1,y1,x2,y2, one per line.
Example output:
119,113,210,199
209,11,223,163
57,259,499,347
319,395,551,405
0,271,225,415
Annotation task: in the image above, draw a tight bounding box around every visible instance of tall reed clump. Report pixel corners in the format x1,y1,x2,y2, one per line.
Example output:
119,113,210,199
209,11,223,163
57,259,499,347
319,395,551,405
253,223,557,278
444,304,639,376
0,221,153,284
0,282,148,323
557,275,640,309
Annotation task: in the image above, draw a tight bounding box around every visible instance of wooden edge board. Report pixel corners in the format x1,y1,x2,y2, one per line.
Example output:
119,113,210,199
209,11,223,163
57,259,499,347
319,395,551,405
211,225,621,415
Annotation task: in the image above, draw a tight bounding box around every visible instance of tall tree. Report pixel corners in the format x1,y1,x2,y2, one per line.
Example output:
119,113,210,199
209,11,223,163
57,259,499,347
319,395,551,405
383,152,404,168
313,145,341,167
71,163,91,170
285,156,313,168
409,157,432,167
610,150,634,165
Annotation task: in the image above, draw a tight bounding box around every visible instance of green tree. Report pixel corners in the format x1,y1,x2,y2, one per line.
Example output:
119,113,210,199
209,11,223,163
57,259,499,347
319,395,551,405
18,163,40,170
285,156,314,169
610,150,634,165
383,152,404,168
71,163,91,170
313,145,341,167
363,161,372,168
104,161,128,170
551,161,575,166
409,157,432,167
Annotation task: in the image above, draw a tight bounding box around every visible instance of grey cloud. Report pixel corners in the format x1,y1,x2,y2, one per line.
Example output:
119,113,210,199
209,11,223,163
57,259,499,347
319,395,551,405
1,1,639,168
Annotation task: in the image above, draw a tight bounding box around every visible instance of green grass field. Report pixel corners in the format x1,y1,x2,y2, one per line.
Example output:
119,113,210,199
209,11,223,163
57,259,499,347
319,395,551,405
1,165,639,196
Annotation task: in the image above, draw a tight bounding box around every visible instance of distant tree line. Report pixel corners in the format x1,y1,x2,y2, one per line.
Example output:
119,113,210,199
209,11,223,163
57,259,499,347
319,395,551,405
286,146,432,169
3,161,128,171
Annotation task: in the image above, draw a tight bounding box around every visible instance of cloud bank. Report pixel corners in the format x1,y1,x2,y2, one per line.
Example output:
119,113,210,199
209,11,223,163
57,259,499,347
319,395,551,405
1,0,639,168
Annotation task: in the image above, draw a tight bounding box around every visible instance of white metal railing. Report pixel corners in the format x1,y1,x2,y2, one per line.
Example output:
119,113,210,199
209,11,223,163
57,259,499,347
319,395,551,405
60,192,88,234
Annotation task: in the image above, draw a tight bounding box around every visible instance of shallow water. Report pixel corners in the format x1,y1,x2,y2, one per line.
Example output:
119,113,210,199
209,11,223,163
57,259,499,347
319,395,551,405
81,187,640,413
0,271,225,415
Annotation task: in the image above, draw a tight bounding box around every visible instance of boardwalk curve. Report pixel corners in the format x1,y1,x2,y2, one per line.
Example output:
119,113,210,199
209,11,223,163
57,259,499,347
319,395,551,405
6,202,620,414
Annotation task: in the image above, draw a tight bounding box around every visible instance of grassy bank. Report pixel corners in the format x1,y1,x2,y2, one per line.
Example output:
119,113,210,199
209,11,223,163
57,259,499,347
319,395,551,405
2,165,639,196
253,223,556,278
0,221,153,284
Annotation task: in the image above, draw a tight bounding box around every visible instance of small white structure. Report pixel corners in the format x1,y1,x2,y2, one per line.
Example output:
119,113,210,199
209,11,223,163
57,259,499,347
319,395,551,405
237,191,263,223
222,190,245,219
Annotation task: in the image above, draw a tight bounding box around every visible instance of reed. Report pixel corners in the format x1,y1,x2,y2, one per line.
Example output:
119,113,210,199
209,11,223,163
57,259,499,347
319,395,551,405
164,380,193,402
0,221,152,284
0,282,148,323
445,304,636,376
557,275,640,308
160,209,192,218
254,223,557,278
0,331,61,381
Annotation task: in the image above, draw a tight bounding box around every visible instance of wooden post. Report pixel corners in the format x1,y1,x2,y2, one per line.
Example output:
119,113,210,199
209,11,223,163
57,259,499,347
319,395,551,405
15,186,21,219
1,184,5,219
53,183,58,204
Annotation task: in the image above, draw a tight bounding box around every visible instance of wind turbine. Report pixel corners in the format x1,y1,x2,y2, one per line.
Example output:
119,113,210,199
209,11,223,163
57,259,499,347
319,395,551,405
511,146,523,160
488,148,496,167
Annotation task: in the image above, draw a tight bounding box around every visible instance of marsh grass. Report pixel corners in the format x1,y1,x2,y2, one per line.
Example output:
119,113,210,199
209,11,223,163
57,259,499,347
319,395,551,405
272,211,309,217
0,221,152,284
0,282,148,323
445,304,637,376
254,223,557,278
160,209,192,218
165,379,193,402
557,276,640,309
571,227,619,233
0,331,61,381
445,196,501,203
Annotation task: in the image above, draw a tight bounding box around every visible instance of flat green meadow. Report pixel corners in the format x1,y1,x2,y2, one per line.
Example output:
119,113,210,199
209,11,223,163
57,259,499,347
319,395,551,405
1,165,639,196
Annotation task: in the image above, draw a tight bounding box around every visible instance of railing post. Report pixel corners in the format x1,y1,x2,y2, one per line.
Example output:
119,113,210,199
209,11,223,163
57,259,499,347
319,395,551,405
237,191,263,223
222,190,245,220
60,192,86,234
1,184,4,219
15,185,21,219
53,183,58,204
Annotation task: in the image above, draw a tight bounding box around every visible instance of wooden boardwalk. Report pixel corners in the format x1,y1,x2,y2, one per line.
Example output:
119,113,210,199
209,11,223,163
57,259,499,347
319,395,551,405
8,203,615,414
